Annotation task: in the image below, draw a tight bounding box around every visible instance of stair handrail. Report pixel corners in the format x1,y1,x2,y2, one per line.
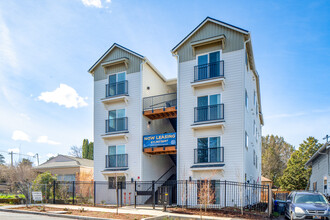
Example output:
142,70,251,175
145,165,175,192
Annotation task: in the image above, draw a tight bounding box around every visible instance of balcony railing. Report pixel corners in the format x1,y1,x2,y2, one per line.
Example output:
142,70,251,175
105,117,128,133
194,147,224,164
105,154,128,168
105,80,128,98
194,61,224,82
194,104,224,123
143,93,177,111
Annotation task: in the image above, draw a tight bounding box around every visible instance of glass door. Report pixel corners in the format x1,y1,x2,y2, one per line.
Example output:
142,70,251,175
209,51,220,78
109,74,116,96
116,109,126,131
108,110,116,132
197,55,208,80
209,94,221,120
108,146,116,167
197,96,208,121
117,72,126,95
116,145,125,167
197,138,208,163
209,137,221,162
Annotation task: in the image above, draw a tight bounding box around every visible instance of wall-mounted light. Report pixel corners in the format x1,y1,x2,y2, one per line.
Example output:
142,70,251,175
148,121,151,125
189,176,192,181
147,86,150,90
131,178,134,183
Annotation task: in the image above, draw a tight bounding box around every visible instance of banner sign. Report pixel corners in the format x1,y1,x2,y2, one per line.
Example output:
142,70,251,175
143,133,176,148
32,191,43,201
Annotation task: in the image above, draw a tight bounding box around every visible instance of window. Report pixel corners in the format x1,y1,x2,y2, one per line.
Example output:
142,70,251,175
197,51,221,80
108,145,126,167
245,90,249,110
108,109,126,132
108,72,126,96
197,94,221,122
197,137,221,163
245,132,249,149
108,176,126,189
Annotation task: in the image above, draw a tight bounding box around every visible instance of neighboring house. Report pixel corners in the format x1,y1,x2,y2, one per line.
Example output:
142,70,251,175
306,142,330,194
34,155,94,181
88,17,263,203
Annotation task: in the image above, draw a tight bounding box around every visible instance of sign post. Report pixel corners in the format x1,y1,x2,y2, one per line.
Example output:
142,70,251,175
32,191,43,204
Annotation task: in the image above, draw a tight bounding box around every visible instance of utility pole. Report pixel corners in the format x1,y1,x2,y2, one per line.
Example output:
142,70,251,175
9,151,13,167
323,135,330,143
35,153,39,166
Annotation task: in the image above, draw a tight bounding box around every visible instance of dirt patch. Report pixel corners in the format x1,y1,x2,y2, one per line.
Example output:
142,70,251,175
168,207,270,219
10,206,150,220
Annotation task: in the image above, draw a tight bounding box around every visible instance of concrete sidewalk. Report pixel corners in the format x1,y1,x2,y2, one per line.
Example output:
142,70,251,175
0,204,243,220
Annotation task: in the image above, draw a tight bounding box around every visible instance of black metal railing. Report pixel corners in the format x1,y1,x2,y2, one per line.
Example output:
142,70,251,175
194,104,224,123
105,117,128,133
194,147,224,164
105,80,128,97
143,93,177,111
194,61,224,82
105,154,128,168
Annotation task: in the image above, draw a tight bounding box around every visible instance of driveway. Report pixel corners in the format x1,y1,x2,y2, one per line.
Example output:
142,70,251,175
0,211,71,220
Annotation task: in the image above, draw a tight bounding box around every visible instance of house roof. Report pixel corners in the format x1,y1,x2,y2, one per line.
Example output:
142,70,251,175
171,16,249,54
305,142,330,166
261,176,272,182
34,155,93,170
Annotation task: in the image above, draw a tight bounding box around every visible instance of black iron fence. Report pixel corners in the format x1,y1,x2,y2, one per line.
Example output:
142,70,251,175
105,154,128,168
29,180,270,216
105,117,128,133
194,61,224,82
143,93,177,112
105,80,128,97
194,104,224,123
194,147,224,164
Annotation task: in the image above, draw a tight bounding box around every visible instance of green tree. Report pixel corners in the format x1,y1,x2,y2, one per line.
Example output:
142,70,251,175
82,139,89,159
262,135,294,187
33,172,57,202
19,158,33,167
279,137,321,190
0,154,5,165
88,142,93,160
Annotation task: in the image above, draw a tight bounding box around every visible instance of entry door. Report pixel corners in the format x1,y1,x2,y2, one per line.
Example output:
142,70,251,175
109,75,117,96
209,137,221,162
117,72,126,94
197,138,208,163
197,55,208,80
209,94,221,120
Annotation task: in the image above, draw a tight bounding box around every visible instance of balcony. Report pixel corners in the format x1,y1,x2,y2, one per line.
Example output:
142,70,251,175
143,93,177,120
191,61,225,89
105,154,128,169
102,117,128,140
194,147,224,164
101,81,128,104
192,104,225,130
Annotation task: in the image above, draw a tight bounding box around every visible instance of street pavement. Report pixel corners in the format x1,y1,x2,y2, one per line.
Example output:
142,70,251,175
0,211,71,220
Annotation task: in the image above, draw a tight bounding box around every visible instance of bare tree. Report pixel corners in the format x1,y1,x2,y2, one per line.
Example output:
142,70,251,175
5,163,37,206
69,146,82,158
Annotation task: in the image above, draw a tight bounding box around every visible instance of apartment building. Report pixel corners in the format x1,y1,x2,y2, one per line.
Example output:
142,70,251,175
88,17,263,196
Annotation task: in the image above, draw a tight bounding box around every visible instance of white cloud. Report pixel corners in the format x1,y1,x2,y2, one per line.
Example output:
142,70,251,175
38,84,88,108
81,0,103,8
46,153,56,158
105,0,111,3
36,136,60,145
11,130,31,142
8,148,19,153
19,113,31,120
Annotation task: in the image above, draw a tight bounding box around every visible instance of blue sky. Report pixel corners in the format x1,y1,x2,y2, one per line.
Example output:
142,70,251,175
0,0,329,164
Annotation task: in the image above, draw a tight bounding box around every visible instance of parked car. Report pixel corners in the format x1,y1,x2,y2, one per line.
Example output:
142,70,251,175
285,191,330,219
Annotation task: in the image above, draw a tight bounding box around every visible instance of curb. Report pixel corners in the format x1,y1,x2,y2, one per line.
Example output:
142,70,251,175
0,208,118,220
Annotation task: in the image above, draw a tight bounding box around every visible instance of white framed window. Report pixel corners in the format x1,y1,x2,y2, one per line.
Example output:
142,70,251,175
197,136,222,163
245,90,248,110
245,132,249,149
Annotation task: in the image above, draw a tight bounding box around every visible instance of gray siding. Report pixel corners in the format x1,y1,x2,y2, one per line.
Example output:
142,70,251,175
177,21,245,63
93,47,142,81
309,151,329,193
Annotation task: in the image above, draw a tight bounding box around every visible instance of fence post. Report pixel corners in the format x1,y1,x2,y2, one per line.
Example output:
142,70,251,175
116,182,119,210
185,180,188,208
120,182,123,207
93,181,96,206
72,181,75,205
52,181,55,204
134,181,137,208
268,185,272,217
152,180,155,210
224,180,226,207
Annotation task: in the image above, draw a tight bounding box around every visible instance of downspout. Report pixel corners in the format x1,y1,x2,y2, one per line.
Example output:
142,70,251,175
139,59,147,181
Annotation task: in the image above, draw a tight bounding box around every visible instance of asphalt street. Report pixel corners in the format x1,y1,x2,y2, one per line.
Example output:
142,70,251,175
0,211,74,220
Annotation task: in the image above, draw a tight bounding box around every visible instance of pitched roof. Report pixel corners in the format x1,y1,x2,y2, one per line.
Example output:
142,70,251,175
171,16,249,53
88,43,145,73
34,155,93,169
261,176,272,182
305,142,330,166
